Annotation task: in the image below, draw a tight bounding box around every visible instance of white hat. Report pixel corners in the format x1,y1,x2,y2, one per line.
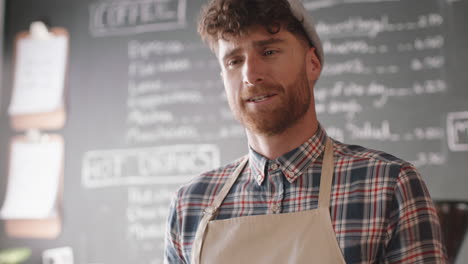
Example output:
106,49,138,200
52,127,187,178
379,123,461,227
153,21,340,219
287,0,324,65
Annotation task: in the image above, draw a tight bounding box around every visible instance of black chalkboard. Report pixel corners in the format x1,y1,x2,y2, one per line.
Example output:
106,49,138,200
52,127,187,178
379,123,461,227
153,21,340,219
1,0,467,263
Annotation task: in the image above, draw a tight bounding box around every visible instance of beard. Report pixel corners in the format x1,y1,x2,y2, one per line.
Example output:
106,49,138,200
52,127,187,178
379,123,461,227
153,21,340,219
229,68,312,136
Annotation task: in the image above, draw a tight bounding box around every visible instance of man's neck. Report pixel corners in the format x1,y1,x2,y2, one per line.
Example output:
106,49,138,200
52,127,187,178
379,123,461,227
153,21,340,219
246,113,319,160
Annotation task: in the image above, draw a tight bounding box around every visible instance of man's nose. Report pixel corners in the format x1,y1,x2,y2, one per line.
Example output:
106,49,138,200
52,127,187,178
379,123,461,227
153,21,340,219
242,55,264,86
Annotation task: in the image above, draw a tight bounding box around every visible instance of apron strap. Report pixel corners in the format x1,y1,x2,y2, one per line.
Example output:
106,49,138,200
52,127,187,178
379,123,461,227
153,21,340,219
318,138,334,209
191,156,249,264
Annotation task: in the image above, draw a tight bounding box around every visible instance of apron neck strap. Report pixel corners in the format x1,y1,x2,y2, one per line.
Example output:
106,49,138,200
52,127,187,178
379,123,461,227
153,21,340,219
206,156,249,216
191,156,249,264
318,137,334,209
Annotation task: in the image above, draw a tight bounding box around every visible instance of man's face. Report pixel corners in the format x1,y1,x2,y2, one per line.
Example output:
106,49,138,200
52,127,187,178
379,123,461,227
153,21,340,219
217,25,320,136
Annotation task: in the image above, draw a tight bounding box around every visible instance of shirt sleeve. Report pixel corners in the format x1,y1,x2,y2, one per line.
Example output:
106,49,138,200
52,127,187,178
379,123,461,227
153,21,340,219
384,163,448,263
164,192,187,264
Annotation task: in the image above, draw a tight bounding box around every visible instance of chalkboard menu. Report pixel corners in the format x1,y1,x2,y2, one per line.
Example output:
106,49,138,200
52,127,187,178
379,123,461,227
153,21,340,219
0,0,467,263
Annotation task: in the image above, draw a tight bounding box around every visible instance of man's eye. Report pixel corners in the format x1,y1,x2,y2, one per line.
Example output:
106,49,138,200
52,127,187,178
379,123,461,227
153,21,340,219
227,59,241,66
264,50,277,56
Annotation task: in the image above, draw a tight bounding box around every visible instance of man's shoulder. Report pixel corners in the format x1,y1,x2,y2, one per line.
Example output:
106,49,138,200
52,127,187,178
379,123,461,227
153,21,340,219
331,139,421,186
173,156,246,200
332,139,412,168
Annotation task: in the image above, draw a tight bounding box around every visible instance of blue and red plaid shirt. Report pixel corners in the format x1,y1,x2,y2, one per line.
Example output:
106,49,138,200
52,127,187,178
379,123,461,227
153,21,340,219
164,125,447,263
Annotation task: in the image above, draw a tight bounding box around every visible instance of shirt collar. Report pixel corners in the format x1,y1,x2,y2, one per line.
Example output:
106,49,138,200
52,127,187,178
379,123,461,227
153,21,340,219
248,124,328,185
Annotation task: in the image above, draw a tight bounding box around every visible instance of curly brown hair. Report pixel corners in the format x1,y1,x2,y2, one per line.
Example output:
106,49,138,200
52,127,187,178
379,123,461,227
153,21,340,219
198,0,312,53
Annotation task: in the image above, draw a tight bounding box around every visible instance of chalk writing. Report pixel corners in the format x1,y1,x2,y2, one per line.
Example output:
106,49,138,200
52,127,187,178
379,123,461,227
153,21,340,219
327,99,362,118
346,120,400,141
127,91,203,108
403,126,445,141
303,0,399,11
126,184,179,257
128,79,222,94
447,112,468,151
128,80,163,96
127,110,174,125
218,125,246,139
125,36,235,145
322,59,372,76
323,40,388,54
126,125,199,143
128,40,185,59
398,35,444,51
128,59,192,76
410,152,447,167
128,221,165,240
316,13,443,38
89,0,186,37
128,187,173,205
410,56,445,71
82,144,220,188
127,206,162,222
326,126,345,142
316,80,447,111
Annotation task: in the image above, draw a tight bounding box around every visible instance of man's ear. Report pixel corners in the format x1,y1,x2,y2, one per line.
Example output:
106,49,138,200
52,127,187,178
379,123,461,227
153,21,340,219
306,47,322,81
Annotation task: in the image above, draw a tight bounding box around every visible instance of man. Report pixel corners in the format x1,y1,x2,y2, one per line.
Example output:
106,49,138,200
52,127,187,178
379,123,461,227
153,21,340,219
165,0,447,263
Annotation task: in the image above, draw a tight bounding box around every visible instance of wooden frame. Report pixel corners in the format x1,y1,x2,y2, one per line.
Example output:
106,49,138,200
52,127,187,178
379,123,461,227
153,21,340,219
9,27,69,131
3,135,64,239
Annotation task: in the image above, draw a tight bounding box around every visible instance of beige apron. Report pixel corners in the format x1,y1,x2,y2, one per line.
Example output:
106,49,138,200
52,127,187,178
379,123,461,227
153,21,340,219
191,138,345,264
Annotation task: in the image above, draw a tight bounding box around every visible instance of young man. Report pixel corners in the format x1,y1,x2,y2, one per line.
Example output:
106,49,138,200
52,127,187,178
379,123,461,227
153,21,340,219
164,0,447,263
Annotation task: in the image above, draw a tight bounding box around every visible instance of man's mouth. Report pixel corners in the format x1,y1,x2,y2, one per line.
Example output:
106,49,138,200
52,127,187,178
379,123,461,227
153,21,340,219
246,94,276,103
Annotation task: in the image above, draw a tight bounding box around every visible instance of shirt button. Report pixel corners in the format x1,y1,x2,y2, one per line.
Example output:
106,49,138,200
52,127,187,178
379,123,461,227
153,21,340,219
271,203,280,213
270,163,279,170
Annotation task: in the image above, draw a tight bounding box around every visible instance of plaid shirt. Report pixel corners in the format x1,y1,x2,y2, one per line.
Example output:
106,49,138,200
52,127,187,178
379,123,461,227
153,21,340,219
164,126,447,263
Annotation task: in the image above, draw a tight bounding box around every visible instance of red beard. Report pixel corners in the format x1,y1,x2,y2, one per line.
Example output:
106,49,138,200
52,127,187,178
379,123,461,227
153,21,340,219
229,68,311,136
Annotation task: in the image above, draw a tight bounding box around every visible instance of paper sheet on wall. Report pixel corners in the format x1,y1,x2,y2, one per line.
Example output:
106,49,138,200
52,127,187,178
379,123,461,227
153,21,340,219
0,139,63,219
8,34,67,115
